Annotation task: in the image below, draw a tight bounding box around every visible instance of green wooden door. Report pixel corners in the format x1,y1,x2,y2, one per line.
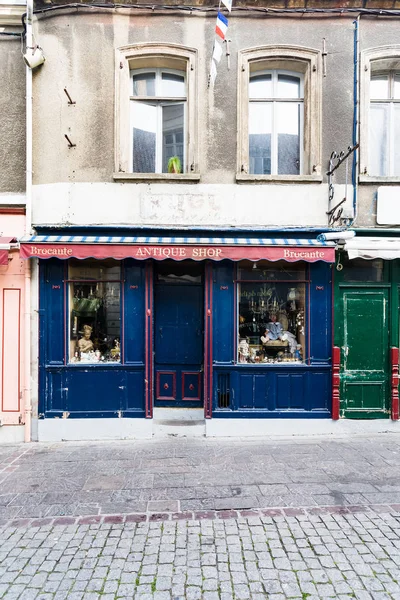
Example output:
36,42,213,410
340,288,390,418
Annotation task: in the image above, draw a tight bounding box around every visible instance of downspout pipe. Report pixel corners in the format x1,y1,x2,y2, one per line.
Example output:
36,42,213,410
350,16,360,226
24,0,33,442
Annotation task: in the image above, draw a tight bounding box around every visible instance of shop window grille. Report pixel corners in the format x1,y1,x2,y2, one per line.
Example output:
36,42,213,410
217,374,231,409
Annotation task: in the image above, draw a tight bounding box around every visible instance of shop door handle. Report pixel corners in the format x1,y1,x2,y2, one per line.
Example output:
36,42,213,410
342,346,349,357
159,327,163,338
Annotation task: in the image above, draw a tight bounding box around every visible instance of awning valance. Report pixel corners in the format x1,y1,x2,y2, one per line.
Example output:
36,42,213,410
345,237,400,260
0,237,17,266
20,235,335,263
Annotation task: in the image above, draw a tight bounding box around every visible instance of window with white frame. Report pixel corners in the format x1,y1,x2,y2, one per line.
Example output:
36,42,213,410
369,71,400,177
115,44,198,178
249,70,304,176
238,46,321,180
131,68,186,174
360,47,400,180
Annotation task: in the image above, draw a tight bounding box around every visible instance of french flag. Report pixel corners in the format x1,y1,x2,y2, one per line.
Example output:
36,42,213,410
215,12,228,41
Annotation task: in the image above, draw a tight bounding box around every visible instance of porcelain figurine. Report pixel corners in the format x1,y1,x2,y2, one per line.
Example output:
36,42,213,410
78,324,94,353
238,338,249,363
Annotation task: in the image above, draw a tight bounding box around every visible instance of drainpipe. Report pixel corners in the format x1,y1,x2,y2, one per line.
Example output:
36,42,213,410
350,16,360,226
24,0,33,442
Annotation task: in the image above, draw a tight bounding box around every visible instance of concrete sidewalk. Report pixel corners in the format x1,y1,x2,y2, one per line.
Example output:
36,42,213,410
1,433,400,524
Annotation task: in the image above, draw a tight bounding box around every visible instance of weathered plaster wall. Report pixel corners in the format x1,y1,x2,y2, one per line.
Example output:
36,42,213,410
33,12,355,186
32,181,354,228
30,12,359,227
30,10,400,229
356,18,400,228
0,38,26,194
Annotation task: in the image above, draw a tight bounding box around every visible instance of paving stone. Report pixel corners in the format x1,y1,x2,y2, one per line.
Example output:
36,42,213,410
2,437,400,600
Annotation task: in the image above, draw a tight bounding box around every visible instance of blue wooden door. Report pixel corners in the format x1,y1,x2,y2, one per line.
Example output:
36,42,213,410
154,263,204,407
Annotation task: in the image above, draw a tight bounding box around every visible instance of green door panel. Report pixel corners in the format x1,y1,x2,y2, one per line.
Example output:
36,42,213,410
344,382,386,411
341,289,389,419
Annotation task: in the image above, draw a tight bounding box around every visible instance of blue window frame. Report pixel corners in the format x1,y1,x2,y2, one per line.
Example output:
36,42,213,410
236,260,309,365
66,259,123,364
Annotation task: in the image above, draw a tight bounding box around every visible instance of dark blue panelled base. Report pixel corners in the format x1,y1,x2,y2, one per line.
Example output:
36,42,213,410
42,365,145,418
211,412,331,419
213,365,332,417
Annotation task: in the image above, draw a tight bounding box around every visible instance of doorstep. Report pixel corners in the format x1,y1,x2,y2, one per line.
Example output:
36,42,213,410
152,407,205,438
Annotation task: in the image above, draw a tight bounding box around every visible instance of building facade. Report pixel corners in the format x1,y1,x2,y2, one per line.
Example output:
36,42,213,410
2,0,400,440
0,0,27,443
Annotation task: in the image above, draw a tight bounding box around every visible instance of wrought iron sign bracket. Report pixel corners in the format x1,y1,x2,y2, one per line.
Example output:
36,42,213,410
326,143,359,227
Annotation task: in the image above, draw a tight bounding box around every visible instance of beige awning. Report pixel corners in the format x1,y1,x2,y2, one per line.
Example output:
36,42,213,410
345,236,400,260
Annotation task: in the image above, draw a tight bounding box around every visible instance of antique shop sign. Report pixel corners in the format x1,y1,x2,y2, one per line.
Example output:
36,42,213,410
21,244,335,263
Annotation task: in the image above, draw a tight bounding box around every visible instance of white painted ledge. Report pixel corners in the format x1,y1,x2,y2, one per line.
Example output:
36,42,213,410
0,193,26,206
206,418,400,438
38,418,152,442
0,425,24,444
35,417,400,442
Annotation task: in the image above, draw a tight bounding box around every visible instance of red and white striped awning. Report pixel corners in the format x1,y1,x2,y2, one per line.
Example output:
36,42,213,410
19,235,336,263
0,237,16,266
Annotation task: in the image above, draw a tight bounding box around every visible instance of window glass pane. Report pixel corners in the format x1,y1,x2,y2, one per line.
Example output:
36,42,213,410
394,74,400,99
395,105,400,175
277,74,301,99
161,73,185,97
132,73,155,96
369,103,388,176
249,102,271,175
131,100,157,173
156,261,203,284
342,257,384,282
370,75,389,100
162,103,184,173
68,261,121,364
238,261,306,364
249,74,272,99
69,259,121,281
277,102,301,175
238,260,306,281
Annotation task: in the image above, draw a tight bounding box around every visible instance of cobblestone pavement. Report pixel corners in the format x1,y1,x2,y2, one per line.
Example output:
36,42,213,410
1,508,400,600
1,434,400,521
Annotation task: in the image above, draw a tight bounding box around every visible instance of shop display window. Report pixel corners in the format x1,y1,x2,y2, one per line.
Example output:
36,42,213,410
342,257,384,282
68,259,122,364
237,260,307,364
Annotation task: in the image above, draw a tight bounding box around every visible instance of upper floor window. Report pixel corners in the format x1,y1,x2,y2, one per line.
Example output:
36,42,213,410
369,71,400,177
249,70,304,176
237,46,321,182
131,68,186,174
115,44,198,181
360,46,400,181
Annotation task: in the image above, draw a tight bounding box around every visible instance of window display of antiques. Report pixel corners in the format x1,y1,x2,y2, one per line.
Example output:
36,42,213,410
237,261,306,364
68,260,122,364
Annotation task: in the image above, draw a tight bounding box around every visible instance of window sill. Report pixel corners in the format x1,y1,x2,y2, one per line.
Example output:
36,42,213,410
359,175,400,184
113,172,201,183
236,174,323,184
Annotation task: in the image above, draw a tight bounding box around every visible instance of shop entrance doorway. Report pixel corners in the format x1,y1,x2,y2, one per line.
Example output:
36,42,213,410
154,261,204,407
339,287,389,418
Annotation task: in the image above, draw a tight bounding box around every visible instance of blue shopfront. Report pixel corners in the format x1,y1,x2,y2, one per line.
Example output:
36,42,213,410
21,230,335,437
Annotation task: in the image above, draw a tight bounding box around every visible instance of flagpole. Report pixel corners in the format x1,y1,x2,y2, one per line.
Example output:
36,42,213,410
208,0,223,88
